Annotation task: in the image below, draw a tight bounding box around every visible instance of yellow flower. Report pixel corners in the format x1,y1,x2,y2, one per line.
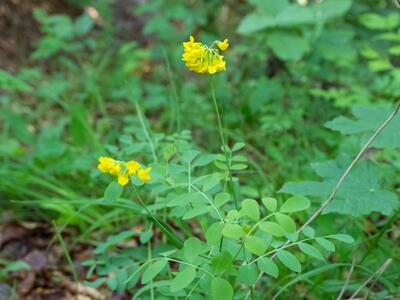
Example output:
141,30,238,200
98,156,117,173
182,35,228,74
98,156,152,186
126,160,141,175
138,167,152,183
117,174,129,186
109,163,121,176
217,39,229,51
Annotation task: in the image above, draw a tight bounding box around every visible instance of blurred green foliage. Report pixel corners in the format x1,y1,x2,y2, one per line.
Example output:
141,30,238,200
1,0,400,299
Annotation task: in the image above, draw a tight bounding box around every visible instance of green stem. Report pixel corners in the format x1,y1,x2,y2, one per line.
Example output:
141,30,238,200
134,100,158,163
147,241,155,300
132,186,182,248
219,236,224,252
209,76,239,209
162,46,181,132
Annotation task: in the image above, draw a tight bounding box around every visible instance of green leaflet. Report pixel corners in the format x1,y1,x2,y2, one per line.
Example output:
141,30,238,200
325,105,400,148
280,160,398,216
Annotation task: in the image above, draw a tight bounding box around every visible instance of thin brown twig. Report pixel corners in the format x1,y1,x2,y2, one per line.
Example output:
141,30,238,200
337,256,357,300
349,258,392,300
245,102,400,300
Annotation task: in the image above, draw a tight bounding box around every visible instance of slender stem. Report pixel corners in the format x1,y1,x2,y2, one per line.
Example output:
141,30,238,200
132,186,182,248
188,161,192,193
249,237,314,265
185,273,207,299
348,258,392,300
124,256,214,285
210,76,226,147
245,102,400,300
298,102,400,233
337,256,357,300
162,46,181,132
134,100,158,163
166,258,215,279
52,222,78,298
209,76,239,209
219,236,224,252
147,241,155,300
191,184,224,221
247,213,277,236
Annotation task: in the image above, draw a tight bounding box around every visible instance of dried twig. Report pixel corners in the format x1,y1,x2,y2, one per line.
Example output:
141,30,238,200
245,102,400,300
349,258,392,300
337,256,357,300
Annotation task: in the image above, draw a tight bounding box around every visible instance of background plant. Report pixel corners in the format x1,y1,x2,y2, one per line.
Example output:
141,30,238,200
1,0,400,299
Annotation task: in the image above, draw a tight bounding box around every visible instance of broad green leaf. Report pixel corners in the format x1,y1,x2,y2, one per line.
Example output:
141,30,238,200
267,31,310,61
231,163,248,170
215,192,231,207
206,222,223,245
182,206,212,220
298,243,325,261
275,213,296,233
259,222,285,237
359,13,399,30
249,0,289,14
202,174,221,192
241,199,260,221
182,149,200,163
276,250,301,273
316,238,335,252
0,70,32,92
280,196,310,213
262,197,277,212
74,13,94,35
257,257,279,278
170,266,196,292
1,260,30,273
227,210,239,221
222,224,245,239
326,234,354,244
237,13,276,34
232,142,246,152
211,251,234,274
183,237,203,262
280,158,398,216
139,228,153,244
325,105,400,148
211,277,233,300
389,46,400,55
302,226,315,238
142,260,167,284
238,263,258,285
94,230,135,254
316,0,353,21
104,181,123,202
244,235,266,256
192,153,217,167
238,0,351,34
368,59,392,72
167,193,202,208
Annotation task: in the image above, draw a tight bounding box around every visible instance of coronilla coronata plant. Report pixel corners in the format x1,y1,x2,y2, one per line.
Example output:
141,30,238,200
98,156,151,186
182,36,229,74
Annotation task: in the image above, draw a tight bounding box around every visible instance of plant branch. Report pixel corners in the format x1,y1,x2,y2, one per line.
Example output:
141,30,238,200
348,258,392,300
210,75,240,209
245,102,400,300
337,256,357,300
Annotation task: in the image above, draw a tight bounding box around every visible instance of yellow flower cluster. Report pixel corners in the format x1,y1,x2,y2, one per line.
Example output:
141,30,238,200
182,36,229,74
98,156,152,186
